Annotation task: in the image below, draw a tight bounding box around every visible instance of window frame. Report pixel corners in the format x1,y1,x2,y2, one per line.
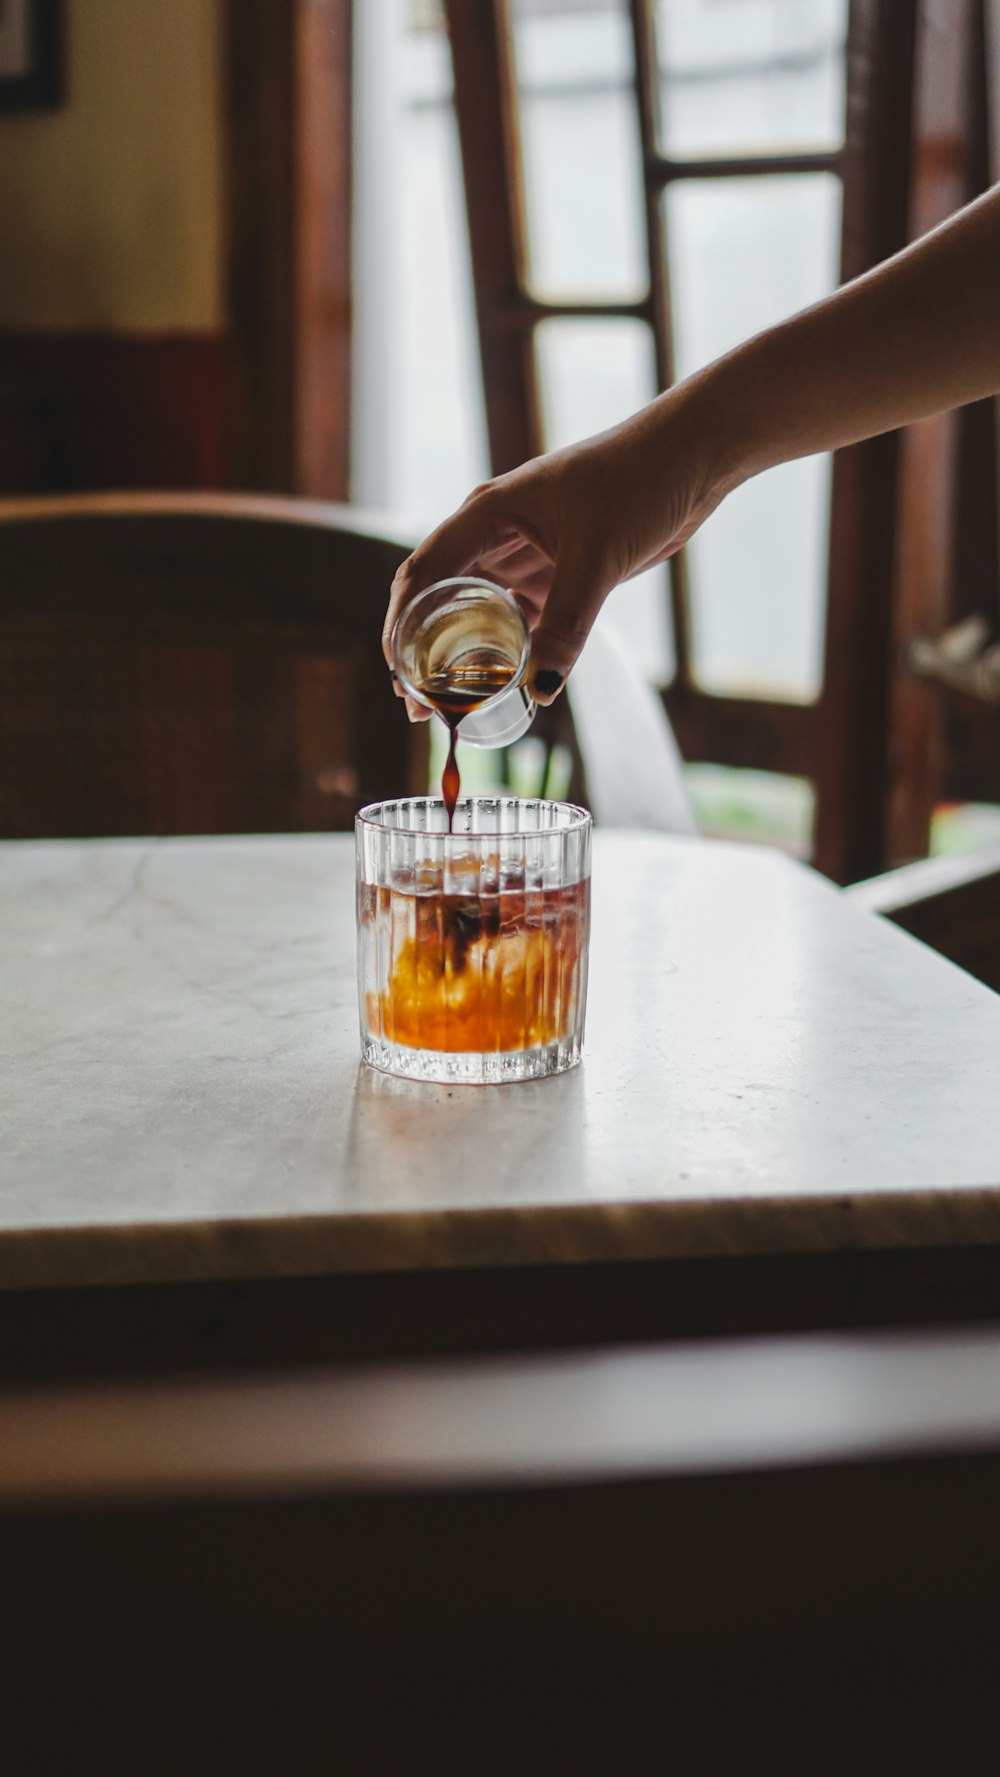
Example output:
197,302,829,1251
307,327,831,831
444,0,995,882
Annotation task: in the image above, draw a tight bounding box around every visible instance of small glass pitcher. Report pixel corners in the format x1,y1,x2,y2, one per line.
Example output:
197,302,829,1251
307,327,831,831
391,577,536,747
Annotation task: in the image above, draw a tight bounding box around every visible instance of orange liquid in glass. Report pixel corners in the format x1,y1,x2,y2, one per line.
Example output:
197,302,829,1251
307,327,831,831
360,872,589,1053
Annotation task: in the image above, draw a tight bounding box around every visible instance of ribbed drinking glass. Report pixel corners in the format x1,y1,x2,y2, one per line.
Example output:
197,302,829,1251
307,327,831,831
356,796,592,1084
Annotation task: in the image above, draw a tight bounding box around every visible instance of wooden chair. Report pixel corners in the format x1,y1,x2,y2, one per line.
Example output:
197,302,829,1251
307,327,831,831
0,493,428,839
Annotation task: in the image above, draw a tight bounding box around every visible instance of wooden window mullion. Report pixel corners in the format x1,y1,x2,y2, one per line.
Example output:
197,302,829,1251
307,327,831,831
812,0,920,883
884,1,979,866
647,150,840,183
444,0,541,474
929,0,1000,819
224,0,353,499
628,0,692,688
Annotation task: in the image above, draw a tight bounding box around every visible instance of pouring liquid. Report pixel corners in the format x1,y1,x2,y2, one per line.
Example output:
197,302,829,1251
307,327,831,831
417,664,518,831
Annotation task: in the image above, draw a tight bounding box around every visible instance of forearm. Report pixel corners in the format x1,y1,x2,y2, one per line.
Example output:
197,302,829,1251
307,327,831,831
386,185,1000,693
679,181,1000,492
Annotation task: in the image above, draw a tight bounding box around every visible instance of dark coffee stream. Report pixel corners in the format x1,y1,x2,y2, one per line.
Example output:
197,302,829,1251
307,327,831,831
417,665,517,831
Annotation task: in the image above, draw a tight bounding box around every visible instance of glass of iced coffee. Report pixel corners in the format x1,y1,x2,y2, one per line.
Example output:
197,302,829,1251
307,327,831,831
356,796,592,1083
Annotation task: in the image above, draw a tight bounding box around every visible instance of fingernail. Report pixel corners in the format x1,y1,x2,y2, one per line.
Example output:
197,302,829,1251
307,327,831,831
533,669,563,697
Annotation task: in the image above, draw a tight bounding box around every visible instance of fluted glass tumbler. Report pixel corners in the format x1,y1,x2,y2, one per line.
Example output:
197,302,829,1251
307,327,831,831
356,797,592,1084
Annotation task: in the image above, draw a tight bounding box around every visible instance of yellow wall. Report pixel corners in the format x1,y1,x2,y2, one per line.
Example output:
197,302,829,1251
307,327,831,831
0,0,223,330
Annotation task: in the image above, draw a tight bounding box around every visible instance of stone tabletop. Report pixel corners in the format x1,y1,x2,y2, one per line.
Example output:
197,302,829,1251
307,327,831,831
3,832,1000,1291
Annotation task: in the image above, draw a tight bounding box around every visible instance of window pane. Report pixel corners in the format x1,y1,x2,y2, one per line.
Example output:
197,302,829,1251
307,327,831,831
511,0,647,301
684,765,815,856
654,0,847,158
397,33,489,520
536,314,654,446
687,458,832,700
931,803,1000,857
536,317,674,684
667,174,840,699
353,4,488,524
668,173,840,367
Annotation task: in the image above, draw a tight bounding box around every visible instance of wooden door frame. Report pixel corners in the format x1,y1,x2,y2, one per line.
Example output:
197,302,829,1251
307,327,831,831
811,0,920,881
223,0,354,499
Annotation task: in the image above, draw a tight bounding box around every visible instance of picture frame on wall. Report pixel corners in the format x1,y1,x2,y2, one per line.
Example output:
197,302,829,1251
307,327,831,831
0,0,61,112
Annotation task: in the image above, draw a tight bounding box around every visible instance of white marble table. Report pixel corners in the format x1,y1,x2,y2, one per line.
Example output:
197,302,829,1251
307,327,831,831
3,831,1000,1299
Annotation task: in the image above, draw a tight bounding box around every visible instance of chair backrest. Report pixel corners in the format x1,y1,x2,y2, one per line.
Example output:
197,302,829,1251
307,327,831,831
566,615,698,834
0,493,427,838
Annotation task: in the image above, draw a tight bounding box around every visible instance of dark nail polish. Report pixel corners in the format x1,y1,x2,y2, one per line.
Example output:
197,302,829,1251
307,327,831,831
534,669,563,696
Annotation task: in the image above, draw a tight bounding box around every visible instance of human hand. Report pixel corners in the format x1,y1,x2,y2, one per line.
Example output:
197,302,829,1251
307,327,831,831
382,385,734,717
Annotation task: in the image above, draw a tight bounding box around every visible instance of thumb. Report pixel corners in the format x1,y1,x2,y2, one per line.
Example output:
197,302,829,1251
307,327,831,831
528,550,615,705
